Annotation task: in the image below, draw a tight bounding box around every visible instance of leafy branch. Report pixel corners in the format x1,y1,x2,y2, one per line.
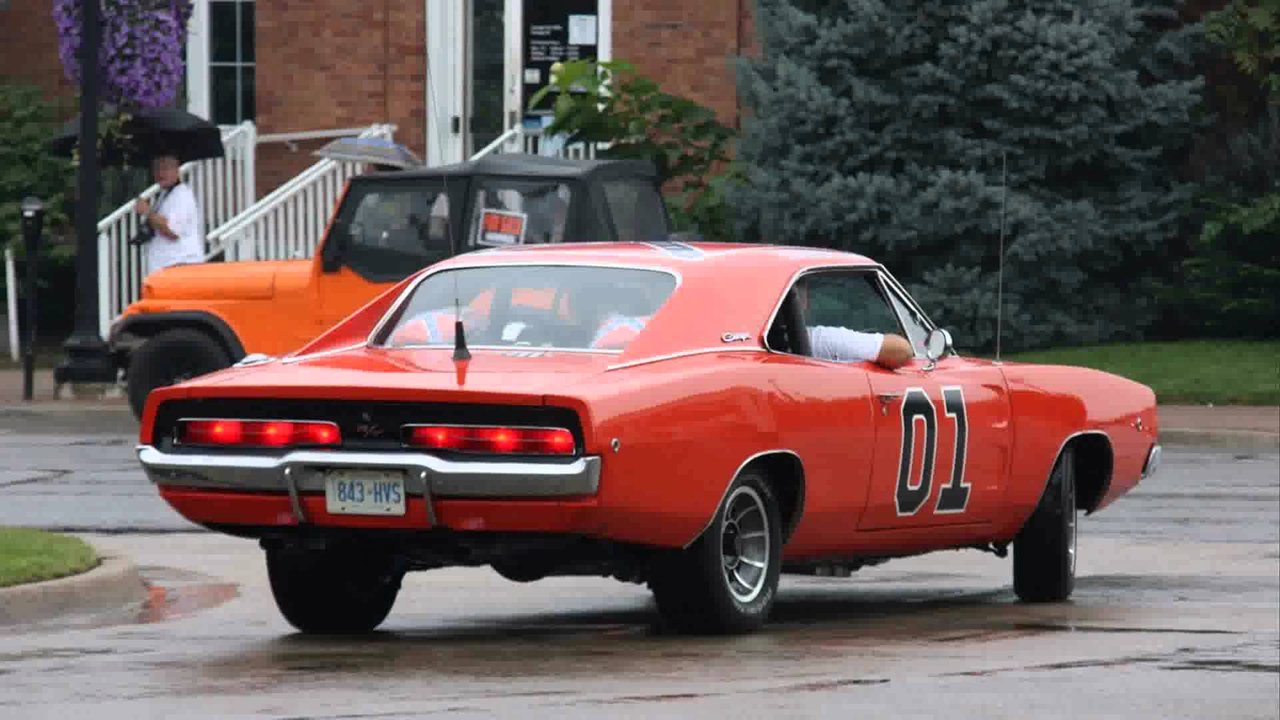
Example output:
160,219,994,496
528,60,741,240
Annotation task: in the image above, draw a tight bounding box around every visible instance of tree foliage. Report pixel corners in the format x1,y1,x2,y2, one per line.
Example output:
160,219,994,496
529,60,740,241
0,83,73,253
732,0,1203,351
1180,0,1280,338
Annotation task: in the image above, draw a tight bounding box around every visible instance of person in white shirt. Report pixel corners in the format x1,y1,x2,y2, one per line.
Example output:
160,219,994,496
133,153,204,275
794,282,914,369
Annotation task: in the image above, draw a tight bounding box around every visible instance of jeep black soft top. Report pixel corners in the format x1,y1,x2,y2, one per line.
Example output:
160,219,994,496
319,154,673,280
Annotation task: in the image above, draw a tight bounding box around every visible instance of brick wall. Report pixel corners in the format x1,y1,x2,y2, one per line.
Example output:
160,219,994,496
0,0,76,108
612,0,756,129
255,0,425,192
0,0,757,194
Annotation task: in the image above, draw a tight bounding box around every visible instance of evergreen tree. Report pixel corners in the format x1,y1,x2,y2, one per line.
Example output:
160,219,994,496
732,0,1203,351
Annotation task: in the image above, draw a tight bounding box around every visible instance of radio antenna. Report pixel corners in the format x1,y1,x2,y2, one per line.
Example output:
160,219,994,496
421,19,468,361
995,151,1007,363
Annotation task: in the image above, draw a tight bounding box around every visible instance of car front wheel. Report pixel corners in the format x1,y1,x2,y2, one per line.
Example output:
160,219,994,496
1013,445,1077,602
266,546,403,634
649,470,782,634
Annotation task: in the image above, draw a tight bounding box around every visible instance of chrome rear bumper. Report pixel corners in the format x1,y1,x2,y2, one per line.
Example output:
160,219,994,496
136,445,601,498
1141,443,1162,479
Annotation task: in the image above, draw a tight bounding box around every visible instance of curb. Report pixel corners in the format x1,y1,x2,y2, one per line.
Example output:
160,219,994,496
1160,428,1279,451
0,553,146,626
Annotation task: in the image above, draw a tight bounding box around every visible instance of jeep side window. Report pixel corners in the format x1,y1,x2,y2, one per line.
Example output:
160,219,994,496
603,179,670,242
336,182,451,282
468,181,573,248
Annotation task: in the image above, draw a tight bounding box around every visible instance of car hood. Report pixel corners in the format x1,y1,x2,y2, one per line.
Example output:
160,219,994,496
176,346,618,403
142,260,311,301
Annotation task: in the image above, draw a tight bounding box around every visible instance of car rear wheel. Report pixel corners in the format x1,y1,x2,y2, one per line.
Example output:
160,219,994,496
266,546,403,634
649,470,782,634
127,328,231,419
1013,445,1077,602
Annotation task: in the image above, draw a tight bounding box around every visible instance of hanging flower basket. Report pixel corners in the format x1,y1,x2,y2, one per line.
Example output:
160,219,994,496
53,0,193,111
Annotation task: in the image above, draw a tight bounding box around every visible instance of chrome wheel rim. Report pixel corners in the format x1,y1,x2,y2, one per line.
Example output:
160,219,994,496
720,486,770,603
1067,503,1077,576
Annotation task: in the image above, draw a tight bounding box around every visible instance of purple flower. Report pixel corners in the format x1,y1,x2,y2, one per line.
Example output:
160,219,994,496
54,0,193,109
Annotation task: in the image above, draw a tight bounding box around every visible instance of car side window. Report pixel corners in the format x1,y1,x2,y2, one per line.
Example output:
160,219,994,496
880,275,930,357
801,272,904,336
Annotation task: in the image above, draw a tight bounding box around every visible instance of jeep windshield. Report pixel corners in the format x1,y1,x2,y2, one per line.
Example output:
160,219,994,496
376,265,678,352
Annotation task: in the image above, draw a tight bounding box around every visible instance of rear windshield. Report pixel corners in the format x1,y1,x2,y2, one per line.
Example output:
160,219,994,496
377,265,678,352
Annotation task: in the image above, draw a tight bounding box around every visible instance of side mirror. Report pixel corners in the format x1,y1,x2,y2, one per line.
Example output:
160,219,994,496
925,328,953,363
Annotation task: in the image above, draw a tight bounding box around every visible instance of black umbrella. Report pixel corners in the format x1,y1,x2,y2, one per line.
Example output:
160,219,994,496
50,107,225,166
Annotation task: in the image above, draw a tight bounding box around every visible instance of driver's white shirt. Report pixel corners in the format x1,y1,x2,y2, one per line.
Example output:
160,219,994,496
146,183,204,274
808,325,884,363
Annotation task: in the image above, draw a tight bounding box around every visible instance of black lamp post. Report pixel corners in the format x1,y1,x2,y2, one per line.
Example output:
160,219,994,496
54,0,115,387
20,197,44,401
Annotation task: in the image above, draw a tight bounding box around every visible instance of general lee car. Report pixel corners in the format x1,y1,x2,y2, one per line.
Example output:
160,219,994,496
136,242,1162,635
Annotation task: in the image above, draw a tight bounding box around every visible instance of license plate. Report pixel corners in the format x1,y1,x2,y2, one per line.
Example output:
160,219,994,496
323,468,406,516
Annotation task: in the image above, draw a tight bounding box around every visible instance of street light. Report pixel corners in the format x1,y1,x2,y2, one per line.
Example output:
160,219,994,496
54,0,115,388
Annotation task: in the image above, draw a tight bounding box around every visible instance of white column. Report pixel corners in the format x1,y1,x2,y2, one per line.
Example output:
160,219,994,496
426,0,467,165
186,0,211,119
598,0,611,62
503,0,522,140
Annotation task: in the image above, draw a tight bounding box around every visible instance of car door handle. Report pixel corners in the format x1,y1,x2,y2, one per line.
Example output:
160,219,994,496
877,392,901,415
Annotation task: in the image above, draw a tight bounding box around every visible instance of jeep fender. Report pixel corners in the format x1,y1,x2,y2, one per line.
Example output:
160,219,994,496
110,311,246,367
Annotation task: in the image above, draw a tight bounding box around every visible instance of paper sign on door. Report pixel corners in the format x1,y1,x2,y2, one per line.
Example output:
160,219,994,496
477,209,527,247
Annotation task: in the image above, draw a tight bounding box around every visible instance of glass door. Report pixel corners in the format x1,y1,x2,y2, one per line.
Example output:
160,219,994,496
468,0,506,156
426,0,515,165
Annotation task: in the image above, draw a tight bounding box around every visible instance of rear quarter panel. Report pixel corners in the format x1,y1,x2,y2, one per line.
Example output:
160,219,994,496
548,351,877,551
994,363,1158,539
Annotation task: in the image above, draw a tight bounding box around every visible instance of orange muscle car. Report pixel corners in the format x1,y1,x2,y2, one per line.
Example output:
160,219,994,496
136,242,1162,635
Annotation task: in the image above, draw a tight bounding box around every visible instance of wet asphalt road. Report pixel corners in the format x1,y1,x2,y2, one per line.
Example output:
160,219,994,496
0,408,1277,719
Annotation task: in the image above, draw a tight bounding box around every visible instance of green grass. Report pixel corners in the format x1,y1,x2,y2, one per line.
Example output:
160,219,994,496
0,528,98,588
1003,340,1280,405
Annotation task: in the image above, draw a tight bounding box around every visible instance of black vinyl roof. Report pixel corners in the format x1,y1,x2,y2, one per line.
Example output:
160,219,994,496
359,153,658,183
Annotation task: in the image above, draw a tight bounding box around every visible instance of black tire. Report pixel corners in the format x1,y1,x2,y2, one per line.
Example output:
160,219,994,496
649,470,783,634
1013,445,1077,602
266,546,403,634
127,328,231,419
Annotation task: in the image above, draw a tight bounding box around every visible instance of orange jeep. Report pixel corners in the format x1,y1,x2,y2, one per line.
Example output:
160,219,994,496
109,155,673,417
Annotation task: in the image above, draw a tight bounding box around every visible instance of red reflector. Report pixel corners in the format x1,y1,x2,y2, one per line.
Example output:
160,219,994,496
406,425,575,455
259,421,293,447
179,419,341,448
484,427,519,453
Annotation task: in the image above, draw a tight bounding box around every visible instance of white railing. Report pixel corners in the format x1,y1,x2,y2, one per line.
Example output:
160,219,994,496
470,126,599,161
96,121,257,337
205,124,396,263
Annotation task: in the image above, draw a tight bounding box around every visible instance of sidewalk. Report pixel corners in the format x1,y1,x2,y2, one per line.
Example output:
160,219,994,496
0,368,125,408
0,369,1276,447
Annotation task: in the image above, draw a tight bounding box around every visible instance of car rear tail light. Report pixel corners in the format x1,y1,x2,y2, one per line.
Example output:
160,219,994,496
178,419,341,448
404,425,576,455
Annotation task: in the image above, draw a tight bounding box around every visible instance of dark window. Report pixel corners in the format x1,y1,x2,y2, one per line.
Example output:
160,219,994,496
767,270,907,356
333,182,452,282
210,0,255,124
602,179,669,242
800,272,903,335
467,181,574,247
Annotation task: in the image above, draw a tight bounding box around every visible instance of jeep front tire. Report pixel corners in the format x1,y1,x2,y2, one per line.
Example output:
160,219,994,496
127,328,231,418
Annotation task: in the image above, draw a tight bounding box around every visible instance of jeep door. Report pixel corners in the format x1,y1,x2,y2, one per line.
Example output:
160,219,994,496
315,178,456,332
